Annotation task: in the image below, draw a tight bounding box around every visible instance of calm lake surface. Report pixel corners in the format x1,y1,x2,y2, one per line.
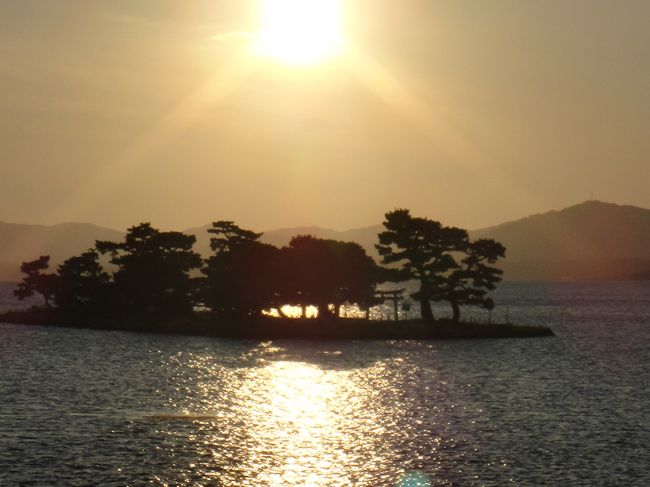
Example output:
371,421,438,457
1,282,649,486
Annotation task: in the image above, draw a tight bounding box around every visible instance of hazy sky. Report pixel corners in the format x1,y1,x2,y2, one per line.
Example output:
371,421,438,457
1,0,649,231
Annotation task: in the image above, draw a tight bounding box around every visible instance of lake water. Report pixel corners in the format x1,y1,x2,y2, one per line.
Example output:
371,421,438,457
1,282,649,486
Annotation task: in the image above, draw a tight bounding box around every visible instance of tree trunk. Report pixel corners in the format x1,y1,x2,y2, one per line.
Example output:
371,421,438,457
277,307,290,319
334,303,341,318
417,278,434,323
450,300,460,322
420,298,434,322
301,304,307,318
317,303,331,320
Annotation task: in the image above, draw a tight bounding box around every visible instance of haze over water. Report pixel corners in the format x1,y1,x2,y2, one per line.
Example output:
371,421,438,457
1,281,648,486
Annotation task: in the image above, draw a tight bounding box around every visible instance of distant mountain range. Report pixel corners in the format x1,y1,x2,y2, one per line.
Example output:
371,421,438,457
471,200,650,280
2,201,650,281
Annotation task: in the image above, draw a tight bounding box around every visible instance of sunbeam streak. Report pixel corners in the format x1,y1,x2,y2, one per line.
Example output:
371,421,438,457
342,46,484,166
48,57,258,224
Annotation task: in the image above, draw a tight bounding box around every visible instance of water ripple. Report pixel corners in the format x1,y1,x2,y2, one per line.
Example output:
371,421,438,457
1,282,649,485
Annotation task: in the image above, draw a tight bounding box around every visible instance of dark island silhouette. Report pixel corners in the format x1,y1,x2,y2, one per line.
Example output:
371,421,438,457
1,209,553,339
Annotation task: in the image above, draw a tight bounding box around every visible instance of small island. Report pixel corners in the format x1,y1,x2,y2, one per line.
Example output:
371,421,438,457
1,209,554,340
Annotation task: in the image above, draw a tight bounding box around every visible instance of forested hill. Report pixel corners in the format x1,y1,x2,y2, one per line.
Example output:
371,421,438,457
470,201,650,280
3,201,650,281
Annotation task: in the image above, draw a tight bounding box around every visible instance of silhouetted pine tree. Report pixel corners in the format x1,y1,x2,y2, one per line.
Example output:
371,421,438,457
96,223,201,317
14,256,58,307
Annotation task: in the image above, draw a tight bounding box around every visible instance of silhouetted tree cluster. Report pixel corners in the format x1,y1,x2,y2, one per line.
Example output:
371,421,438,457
14,224,202,318
14,210,505,324
15,221,382,321
200,222,382,319
278,235,382,318
377,209,505,322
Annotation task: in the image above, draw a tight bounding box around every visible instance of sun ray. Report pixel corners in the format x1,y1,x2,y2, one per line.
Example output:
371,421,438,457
342,45,485,165
47,57,258,226
337,45,546,215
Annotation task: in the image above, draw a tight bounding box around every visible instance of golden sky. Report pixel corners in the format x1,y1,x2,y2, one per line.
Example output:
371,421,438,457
1,0,649,231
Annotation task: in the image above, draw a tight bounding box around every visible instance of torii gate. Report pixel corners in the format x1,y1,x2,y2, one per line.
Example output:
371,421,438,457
374,289,405,322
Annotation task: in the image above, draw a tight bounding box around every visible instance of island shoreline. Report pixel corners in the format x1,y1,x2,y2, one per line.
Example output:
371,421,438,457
0,309,554,340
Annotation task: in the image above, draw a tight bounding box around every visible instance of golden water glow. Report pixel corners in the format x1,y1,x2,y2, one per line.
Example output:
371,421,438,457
250,362,346,485
200,354,395,485
256,0,343,65
133,345,440,485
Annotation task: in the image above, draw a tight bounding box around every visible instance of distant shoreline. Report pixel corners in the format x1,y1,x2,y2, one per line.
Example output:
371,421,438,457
0,309,554,340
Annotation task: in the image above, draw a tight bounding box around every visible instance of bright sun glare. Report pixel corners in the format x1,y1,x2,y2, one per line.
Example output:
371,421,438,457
256,0,343,65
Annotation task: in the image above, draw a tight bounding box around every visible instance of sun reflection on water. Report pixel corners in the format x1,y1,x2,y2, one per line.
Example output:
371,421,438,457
235,360,369,486
150,344,440,485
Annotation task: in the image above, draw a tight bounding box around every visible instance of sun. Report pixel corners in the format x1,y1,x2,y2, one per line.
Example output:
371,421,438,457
256,0,343,66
